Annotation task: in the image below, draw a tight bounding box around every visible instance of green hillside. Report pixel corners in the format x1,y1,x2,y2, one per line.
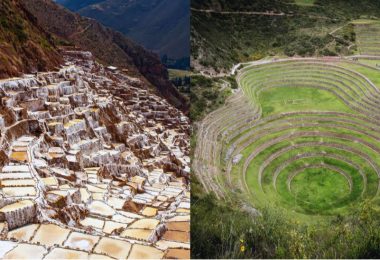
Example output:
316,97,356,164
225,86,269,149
191,0,380,70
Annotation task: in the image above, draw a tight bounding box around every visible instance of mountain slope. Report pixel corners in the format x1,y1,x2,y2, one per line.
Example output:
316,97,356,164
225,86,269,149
20,0,188,111
56,0,190,69
191,0,380,71
0,0,61,78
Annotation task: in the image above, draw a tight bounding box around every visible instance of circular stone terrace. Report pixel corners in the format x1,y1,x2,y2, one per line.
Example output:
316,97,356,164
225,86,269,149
194,57,380,222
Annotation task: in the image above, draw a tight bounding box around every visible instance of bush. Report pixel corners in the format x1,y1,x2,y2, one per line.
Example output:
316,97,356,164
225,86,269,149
192,75,213,88
320,48,337,56
203,90,218,100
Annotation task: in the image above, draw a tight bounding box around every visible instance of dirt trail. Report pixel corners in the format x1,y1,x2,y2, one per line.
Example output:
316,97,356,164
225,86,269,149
191,8,287,16
191,8,336,20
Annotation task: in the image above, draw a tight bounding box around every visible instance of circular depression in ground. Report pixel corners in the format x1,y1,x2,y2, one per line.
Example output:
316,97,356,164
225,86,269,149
225,60,380,221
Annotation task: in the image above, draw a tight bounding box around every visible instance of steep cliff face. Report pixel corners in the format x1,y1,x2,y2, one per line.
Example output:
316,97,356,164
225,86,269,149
0,0,62,78
20,0,189,112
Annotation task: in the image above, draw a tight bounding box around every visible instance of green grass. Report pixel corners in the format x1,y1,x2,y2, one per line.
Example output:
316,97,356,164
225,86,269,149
259,86,352,116
291,168,351,209
294,0,315,7
357,59,380,69
339,61,380,87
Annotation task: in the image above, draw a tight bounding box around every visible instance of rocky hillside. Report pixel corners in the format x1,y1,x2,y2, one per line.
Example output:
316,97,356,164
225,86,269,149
0,0,62,78
56,0,190,70
23,0,188,111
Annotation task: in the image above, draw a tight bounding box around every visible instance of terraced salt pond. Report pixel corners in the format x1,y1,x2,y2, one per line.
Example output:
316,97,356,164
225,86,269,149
0,51,190,259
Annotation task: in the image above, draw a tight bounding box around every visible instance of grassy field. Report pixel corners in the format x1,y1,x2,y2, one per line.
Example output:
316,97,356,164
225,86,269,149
291,168,351,205
258,86,351,116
